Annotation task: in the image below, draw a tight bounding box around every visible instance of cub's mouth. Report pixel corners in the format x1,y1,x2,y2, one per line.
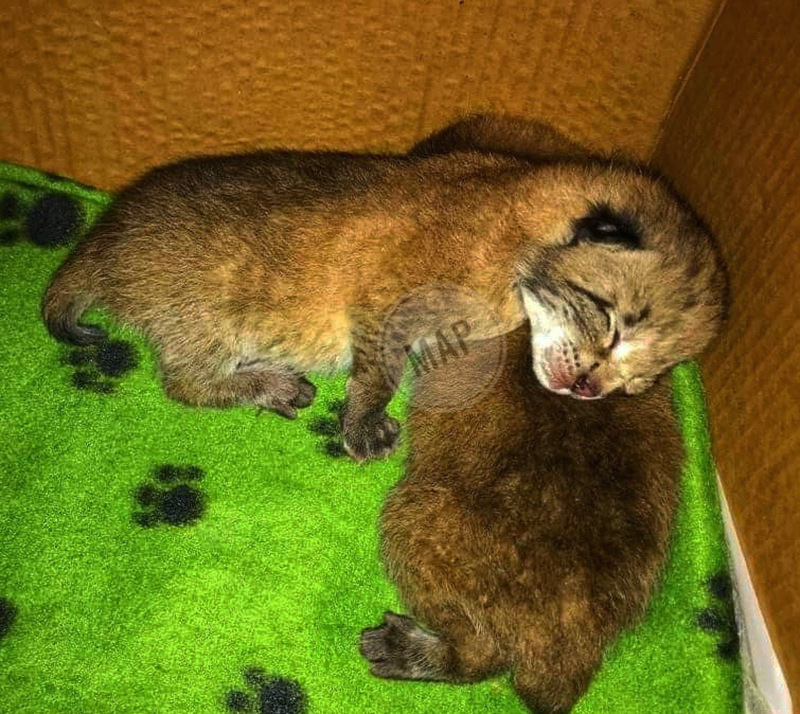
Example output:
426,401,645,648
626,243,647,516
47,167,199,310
532,360,606,400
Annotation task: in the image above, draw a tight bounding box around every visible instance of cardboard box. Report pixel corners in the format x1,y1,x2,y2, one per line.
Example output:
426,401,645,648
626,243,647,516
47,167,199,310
2,0,797,708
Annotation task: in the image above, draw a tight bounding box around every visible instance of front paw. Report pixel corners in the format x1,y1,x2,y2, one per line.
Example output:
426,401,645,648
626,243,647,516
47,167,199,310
624,375,656,395
342,410,400,462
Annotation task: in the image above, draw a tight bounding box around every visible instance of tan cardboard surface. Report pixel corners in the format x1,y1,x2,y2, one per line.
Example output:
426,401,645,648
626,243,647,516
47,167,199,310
1,0,715,189
5,0,797,701
654,0,800,702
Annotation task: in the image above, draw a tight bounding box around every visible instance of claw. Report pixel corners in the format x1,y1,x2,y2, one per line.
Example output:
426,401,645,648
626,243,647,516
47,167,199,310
342,412,401,462
271,401,298,420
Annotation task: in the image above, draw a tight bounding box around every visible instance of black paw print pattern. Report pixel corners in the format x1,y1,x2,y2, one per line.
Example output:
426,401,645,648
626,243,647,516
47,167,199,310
226,667,307,714
0,598,17,641
0,192,21,245
62,339,138,394
696,572,740,662
0,190,83,248
134,465,206,527
307,399,346,458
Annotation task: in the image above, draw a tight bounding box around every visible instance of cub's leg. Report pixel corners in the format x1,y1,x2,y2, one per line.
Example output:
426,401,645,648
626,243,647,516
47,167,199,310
160,349,316,419
360,611,505,683
511,647,603,714
341,319,407,461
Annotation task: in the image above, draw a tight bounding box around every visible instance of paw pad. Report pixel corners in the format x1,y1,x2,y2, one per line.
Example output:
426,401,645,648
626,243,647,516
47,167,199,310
26,193,82,247
0,598,17,640
62,339,138,394
133,464,206,527
0,190,83,248
696,572,739,661
0,192,22,244
0,193,19,220
307,400,346,458
226,667,306,714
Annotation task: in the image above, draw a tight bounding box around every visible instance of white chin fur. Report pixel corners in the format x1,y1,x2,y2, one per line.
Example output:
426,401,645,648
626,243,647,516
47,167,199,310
532,358,571,396
569,391,604,401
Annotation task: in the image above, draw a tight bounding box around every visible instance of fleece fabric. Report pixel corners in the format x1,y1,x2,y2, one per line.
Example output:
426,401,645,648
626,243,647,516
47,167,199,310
0,163,741,713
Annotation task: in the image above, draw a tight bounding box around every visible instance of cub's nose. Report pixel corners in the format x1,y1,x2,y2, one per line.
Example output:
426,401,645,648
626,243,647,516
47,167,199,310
571,374,601,399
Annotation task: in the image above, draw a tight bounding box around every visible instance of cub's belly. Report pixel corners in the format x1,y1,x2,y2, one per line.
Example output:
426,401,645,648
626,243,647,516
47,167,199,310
245,308,353,374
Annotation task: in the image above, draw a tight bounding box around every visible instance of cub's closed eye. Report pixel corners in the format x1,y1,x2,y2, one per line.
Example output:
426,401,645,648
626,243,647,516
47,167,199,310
609,328,621,350
623,306,651,327
595,222,622,235
570,203,642,249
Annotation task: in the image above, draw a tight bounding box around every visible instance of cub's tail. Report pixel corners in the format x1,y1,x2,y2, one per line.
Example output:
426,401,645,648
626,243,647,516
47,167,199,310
41,246,107,345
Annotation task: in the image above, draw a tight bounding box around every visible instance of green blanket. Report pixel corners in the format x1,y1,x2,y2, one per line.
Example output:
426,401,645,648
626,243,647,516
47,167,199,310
0,163,741,713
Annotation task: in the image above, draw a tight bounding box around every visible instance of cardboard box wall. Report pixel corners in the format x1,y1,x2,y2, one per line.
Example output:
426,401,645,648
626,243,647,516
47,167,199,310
2,0,798,707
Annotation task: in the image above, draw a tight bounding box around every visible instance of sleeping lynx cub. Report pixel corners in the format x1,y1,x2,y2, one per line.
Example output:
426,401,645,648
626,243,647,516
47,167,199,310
43,115,727,460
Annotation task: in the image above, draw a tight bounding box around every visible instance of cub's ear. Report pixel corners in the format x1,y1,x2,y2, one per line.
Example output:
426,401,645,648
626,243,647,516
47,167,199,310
520,283,542,319
519,282,562,336
570,203,642,249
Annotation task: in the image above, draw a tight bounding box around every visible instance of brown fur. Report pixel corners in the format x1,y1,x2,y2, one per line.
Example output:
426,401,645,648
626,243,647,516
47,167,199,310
42,117,727,460
412,115,729,398
360,325,684,713
412,114,588,161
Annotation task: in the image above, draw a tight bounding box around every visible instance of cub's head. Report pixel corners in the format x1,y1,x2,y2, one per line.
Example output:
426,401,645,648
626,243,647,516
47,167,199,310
517,164,729,399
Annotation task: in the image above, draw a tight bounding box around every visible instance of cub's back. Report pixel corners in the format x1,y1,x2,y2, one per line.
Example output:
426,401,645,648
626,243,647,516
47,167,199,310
384,326,684,643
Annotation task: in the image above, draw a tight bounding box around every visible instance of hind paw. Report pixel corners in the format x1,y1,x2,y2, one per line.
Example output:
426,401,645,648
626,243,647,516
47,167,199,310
293,377,317,408
360,612,438,680
252,373,316,419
